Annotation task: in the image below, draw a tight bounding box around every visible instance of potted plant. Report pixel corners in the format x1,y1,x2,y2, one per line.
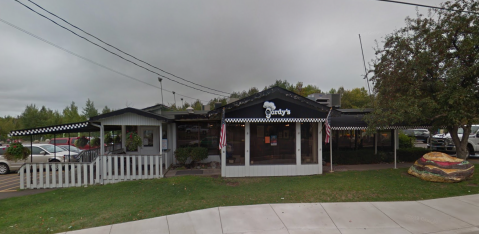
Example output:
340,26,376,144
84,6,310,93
4,142,31,161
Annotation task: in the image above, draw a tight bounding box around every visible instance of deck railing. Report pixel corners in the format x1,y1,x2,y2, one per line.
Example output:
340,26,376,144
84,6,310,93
19,154,163,189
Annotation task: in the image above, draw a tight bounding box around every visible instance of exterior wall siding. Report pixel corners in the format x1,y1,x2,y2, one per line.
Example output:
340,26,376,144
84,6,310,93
224,164,320,177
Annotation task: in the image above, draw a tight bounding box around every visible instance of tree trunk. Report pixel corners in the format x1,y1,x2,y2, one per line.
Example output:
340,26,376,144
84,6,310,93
448,124,471,159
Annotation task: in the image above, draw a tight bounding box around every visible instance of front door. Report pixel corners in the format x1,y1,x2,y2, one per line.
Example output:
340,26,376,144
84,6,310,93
139,127,158,155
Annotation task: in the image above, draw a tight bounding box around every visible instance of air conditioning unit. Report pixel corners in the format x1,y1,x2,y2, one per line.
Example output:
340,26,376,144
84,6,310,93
307,93,341,108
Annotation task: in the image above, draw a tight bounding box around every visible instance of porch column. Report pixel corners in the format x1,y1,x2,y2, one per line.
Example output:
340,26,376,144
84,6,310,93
221,146,226,177
296,122,301,166
318,122,322,174
330,130,333,172
100,124,105,155
245,122,250,171
159,123,163,153
394,129,397,169
121,125,126,151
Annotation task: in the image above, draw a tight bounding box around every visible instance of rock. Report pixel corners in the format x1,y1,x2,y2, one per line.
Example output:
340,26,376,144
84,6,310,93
210,161,217,169
408,152,474,183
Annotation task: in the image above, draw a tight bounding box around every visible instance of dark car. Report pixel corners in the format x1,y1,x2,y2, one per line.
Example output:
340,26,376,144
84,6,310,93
404,129,430,143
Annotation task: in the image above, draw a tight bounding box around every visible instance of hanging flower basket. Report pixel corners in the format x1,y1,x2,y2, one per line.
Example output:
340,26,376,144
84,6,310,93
126,131,142,151
75,136,89,148
4,142,31,161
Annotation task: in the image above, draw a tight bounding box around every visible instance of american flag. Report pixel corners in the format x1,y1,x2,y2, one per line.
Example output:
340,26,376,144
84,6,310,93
325,108,332,143
219,108,227,150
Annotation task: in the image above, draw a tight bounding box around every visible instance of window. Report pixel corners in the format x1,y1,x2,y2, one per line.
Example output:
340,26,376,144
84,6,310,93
250,123,296,165
226,124,245,165
301,123,318,164
143,129,153,147
177,122,220,155
31,146,42,154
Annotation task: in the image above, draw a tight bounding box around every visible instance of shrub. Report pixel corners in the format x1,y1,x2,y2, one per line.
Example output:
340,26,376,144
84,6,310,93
90,138,101,147
175,147,192,165
399,133,415,148
4,142,30,161
190,147,208,163
104,133,113,144
75,136,88,148
397,147,430,162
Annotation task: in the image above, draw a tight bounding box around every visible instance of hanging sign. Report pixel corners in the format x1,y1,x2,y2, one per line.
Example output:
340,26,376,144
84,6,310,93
263,101,291,119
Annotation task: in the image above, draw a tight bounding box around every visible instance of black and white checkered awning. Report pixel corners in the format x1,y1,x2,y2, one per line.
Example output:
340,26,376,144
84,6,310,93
331,126,432,131
9,122,89,136
8,121,121,137
226,118,325,123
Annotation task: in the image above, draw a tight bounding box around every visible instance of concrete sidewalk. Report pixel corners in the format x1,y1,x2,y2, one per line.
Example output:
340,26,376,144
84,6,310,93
62,194,479,234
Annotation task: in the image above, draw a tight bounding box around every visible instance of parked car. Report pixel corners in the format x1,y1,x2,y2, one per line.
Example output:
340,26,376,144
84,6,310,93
0,144,78,174
58,145,82,154
431,125,479,156
403,129,430,143
51,137,99,150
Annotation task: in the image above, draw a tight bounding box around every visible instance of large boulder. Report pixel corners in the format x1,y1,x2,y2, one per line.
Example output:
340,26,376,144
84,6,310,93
408,152,474,183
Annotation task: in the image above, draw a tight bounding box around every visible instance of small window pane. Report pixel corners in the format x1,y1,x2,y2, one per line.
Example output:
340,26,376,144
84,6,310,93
143,130,153,147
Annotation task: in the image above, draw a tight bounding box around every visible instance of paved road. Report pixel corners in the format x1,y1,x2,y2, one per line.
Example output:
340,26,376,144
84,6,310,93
62,194,479,234
0,173,19,192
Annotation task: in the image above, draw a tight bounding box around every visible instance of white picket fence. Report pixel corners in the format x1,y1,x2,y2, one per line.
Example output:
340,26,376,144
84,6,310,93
19,155,163,189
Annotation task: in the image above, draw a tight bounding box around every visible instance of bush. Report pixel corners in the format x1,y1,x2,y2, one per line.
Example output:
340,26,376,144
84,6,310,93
175,147,192,165
75,136,88,148
324,149,390,165
190,147,208,163
104,133,113,144
399,133,415,148
397,147,430,162
90,138,100,147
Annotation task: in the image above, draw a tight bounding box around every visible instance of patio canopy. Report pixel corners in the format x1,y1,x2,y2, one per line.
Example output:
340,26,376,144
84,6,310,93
8,121,121,137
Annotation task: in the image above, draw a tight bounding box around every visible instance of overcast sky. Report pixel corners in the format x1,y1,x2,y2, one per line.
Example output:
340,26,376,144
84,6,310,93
0,0,437,117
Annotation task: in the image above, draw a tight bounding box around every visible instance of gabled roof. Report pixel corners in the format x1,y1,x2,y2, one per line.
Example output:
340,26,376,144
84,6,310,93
207,86,341,118
89,107,169,122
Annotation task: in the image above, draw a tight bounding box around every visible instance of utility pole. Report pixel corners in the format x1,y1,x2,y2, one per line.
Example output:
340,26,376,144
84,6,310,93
172,91,176,109
158,77,164,114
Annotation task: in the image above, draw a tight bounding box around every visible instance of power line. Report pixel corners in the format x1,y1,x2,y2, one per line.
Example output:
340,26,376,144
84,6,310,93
376,0,479,15
0,17,208,103
25,0,232,96
14,0,230,97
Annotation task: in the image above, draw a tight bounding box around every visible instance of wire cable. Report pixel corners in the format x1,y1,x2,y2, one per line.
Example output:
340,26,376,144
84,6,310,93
25,0,232,96
0,17,208,103
14,0,229,97
376,0,479,15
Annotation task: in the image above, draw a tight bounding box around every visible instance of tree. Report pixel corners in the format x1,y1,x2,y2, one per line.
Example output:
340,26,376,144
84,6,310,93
341,87,372,109
328,88,337,94
82,99,99,118
366,0,479,158
63,102,85,123
101,106,112,114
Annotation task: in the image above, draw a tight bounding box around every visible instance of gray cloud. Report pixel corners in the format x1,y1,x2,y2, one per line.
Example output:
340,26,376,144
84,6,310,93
0,0,435,117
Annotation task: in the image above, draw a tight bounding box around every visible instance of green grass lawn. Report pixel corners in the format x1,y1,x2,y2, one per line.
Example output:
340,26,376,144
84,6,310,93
1,167,478,234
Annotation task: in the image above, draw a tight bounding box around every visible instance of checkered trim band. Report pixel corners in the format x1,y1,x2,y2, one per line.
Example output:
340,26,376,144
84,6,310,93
331,126,432,130
9,122,89,136
226,118,325,123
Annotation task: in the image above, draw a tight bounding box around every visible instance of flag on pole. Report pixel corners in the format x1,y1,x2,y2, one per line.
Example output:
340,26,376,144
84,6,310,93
219,108,227,150
325,108,332,143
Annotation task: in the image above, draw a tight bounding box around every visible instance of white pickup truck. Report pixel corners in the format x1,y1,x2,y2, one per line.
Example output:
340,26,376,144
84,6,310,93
430,125,479,156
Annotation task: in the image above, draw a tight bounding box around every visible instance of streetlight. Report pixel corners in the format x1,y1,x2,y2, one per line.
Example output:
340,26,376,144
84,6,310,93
158,77,164,114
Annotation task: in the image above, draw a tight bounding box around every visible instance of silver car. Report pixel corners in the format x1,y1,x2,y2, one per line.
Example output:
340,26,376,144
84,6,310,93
0,144,78,174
